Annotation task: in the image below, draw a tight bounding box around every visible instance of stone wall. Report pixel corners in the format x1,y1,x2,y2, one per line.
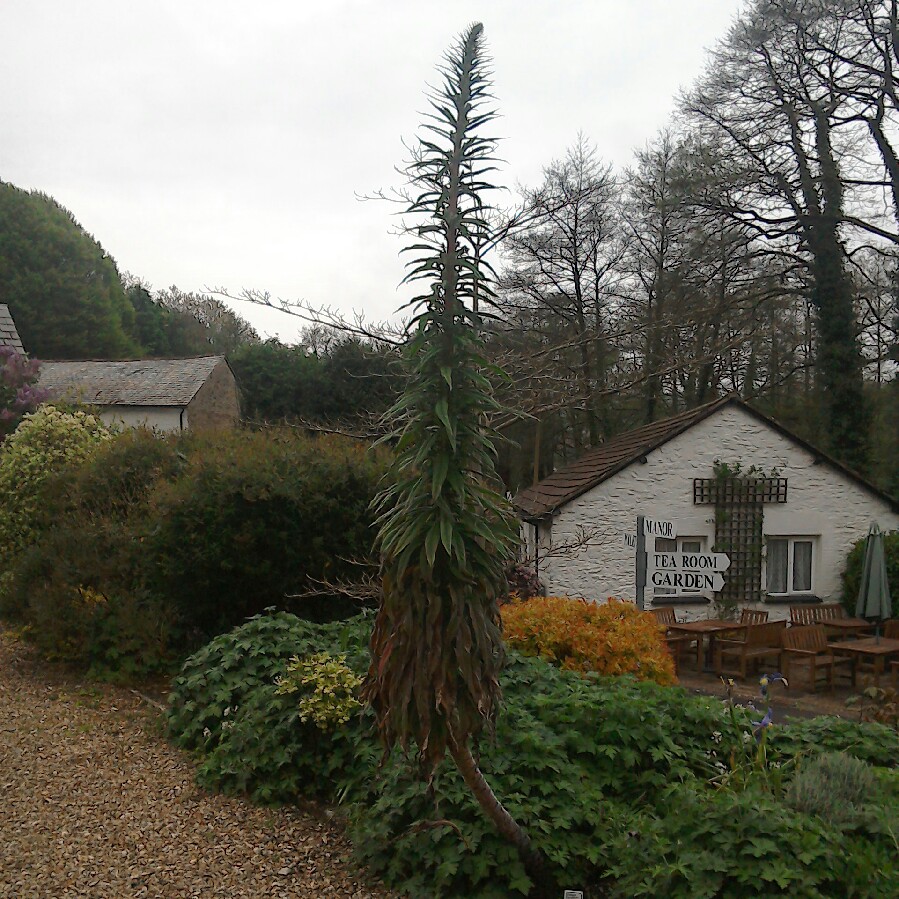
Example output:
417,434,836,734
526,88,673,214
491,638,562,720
185,360,240,430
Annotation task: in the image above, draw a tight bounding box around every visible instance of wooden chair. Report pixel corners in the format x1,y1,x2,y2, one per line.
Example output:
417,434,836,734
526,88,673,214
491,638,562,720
790,605,820,628
715,620,785,680
712,609,769,654
782,625,853,692
884,620,899,640
650,607,698,674
740,609,769,625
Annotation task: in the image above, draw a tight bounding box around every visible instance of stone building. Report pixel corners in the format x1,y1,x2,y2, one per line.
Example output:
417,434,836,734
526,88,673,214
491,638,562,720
37,356,240,432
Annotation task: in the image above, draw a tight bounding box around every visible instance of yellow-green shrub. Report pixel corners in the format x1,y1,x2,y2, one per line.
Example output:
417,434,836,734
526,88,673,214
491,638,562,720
275,652,362,730
501,596,676,685
0,405,111,602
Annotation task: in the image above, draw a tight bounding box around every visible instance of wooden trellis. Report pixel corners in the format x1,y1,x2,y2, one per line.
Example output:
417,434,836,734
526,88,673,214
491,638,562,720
693,477,788,606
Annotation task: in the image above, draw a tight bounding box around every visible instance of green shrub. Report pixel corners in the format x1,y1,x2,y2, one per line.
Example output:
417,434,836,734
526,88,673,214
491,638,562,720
2,428,182,675
5,426,388,673
167,611,375,804
841,529,899,614
786,752,876,825
771,715,899,768
600,782,897,898
145,429,388,637
0,405,111,606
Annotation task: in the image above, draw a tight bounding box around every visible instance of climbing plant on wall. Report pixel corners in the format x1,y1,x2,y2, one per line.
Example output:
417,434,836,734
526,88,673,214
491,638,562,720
695,461,787,618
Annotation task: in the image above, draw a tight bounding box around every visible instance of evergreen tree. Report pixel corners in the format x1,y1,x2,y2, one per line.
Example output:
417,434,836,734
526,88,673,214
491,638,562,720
0,182,140,359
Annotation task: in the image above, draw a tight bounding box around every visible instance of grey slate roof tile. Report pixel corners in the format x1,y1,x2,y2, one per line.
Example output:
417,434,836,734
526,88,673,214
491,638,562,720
0,305,25,354
37,357,224,407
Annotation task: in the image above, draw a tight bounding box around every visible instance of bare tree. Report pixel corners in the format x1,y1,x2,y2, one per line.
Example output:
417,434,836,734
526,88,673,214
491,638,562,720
683,0,874,470
495,136,625,450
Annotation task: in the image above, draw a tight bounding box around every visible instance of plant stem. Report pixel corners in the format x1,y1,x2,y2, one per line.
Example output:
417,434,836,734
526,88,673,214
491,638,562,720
447,729,552,896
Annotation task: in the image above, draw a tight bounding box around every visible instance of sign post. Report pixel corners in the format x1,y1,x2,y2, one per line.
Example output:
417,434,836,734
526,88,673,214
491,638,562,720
629,516,730,608
649,552,731,572
635,515,646,611
642,517,676,540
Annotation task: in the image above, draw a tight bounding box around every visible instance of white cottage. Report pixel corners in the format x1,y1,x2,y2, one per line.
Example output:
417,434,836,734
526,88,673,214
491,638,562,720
513,396,899,621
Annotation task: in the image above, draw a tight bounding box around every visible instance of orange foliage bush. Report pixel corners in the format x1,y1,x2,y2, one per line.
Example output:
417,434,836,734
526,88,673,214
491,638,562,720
501,596,676,685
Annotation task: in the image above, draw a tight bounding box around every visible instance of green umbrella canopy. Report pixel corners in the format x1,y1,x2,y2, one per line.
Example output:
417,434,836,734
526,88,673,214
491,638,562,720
855,523,893,623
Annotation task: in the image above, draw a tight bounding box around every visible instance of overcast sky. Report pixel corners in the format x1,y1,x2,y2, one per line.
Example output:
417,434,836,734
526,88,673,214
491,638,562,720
1,1,745,343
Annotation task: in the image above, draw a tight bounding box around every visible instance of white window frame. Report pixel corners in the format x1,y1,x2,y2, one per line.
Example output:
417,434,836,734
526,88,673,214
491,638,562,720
765,536,816,596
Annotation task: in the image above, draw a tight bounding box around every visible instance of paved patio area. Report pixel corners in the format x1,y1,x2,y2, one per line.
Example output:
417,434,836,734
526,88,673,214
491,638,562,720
676,667,870,721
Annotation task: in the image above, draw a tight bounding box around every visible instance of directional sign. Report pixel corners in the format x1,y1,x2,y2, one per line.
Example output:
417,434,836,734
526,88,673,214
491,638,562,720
649,552,730,573
642,518,676,539
649,569,725,592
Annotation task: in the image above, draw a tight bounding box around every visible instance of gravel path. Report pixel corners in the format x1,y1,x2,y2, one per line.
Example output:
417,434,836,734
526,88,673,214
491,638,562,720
0,629,398,898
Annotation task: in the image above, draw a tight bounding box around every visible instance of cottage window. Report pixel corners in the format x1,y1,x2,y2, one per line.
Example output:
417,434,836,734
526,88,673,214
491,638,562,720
653,536,705,595
766,538,814,595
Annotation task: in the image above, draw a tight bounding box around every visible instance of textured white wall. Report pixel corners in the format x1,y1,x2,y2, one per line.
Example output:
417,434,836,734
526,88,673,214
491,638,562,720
532,404,899,621
100,406,183,433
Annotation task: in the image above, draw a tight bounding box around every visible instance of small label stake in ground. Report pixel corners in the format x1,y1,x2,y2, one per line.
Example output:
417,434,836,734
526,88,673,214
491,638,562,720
563,891,584,899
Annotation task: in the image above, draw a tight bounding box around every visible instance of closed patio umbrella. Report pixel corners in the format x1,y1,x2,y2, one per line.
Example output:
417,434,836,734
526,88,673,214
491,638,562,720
855,523,892,640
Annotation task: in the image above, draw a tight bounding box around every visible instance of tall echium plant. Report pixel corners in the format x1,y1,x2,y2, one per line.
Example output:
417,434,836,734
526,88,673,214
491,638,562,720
364,23,543,877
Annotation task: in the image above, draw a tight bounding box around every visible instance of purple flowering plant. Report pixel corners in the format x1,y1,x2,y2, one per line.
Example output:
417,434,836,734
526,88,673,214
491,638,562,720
715,672,791,793
0,347,49,439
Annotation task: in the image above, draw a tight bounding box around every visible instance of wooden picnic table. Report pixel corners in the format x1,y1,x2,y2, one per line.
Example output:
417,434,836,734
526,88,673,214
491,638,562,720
829,637,899,688
667,619,745,671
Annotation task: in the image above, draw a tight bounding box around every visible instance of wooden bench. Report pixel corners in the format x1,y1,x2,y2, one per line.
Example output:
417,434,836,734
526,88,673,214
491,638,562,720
782,625,854,692
715,620,785,680
790,603,872,639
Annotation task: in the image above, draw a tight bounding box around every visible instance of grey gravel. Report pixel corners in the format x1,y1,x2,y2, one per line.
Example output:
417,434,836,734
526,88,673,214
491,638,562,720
0,628,398,898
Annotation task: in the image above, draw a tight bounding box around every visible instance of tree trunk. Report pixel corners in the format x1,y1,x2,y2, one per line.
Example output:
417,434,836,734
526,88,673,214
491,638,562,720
448,730,553,898
804,107,870,471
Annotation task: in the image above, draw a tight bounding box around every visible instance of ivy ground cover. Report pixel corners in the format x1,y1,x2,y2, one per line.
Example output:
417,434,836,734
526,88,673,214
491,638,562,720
168,612,899,898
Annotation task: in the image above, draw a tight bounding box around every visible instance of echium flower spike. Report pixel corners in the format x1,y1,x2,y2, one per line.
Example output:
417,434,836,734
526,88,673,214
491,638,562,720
363,23,545,879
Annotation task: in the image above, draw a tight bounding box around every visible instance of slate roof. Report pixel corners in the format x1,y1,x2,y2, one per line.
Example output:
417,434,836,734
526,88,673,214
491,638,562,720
37,357,224,407
0,304,24,354
513,395,899,518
